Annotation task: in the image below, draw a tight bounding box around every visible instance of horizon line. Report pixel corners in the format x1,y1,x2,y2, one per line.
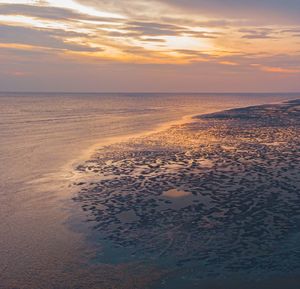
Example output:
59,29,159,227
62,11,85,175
1,91,300,95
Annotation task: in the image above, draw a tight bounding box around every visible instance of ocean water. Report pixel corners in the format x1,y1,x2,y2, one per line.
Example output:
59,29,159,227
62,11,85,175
0,92,299,288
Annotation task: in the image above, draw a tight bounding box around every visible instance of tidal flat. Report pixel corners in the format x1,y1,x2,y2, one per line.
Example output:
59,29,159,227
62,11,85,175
73,100,300,288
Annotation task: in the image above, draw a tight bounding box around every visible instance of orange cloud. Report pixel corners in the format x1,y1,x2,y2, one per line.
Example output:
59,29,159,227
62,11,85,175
218,61,238,66
251,64,300,74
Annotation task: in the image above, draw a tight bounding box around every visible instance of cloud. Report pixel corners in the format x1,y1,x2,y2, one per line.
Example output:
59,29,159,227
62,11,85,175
281,28,300,38
140,38,166,43
0,3,123,23
219,61,238,66
0,24,102,52
105,20,221,41
183,30,221,39
239,28,276,39
251,64,300,74
157,0,300,24
0,3,83,21
124,21,184,36
75,0,300,24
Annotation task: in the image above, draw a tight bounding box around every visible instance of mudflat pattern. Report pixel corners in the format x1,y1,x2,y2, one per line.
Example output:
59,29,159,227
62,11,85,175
73,100,300,280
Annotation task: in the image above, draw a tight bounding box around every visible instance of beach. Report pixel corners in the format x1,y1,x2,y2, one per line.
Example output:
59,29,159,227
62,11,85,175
0,93,300,288
72,99,300,288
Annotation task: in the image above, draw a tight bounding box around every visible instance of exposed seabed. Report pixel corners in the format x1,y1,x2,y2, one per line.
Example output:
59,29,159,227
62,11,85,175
73,100,300,288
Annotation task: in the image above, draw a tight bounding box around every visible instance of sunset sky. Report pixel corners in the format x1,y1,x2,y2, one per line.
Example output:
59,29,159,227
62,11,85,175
0,0,300,92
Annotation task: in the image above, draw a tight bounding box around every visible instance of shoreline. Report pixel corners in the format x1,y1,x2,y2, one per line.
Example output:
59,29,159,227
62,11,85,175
64,97,299,183
71,98,300,288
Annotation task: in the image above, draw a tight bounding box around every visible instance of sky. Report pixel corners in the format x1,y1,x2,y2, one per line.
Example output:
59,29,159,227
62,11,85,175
0,0,299,92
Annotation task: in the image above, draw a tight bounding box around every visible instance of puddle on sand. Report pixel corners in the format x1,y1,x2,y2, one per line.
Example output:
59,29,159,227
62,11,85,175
163,189,191,198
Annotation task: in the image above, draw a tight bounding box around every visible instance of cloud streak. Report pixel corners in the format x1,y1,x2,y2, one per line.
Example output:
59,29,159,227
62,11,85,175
0,24,102,52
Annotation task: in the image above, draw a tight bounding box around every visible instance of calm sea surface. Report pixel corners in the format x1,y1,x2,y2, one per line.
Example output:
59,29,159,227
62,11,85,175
0,92,299,288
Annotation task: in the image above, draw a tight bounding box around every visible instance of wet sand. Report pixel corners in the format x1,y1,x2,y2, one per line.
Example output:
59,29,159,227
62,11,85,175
72,99,300,288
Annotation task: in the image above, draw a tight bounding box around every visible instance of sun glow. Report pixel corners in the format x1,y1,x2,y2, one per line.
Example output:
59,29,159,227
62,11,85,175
0,0,37,3
46,0,125,19
163,35,213,51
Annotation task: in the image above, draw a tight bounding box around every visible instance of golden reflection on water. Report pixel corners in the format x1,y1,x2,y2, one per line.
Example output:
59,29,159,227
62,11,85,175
163,189,192,198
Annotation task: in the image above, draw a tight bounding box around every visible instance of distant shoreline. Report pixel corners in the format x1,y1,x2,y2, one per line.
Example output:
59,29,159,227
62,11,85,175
68,97,300,173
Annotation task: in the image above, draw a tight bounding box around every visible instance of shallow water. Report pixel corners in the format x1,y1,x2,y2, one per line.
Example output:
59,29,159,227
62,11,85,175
0,92,299,288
